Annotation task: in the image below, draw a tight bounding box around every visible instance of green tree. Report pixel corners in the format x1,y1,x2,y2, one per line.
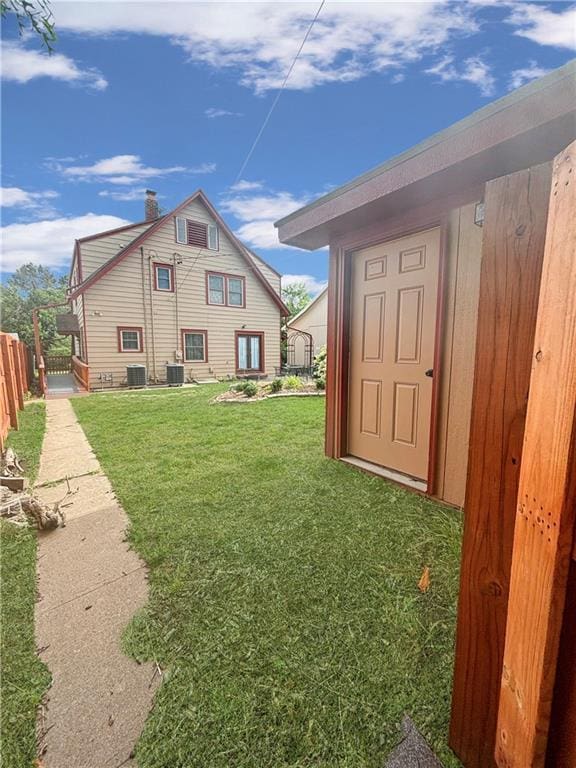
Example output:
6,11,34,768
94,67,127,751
0,264,69,353
1,0,56,51
281,281,311,319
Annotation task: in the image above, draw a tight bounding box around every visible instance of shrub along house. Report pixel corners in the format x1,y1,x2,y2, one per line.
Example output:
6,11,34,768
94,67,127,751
67,190,288,389
276,62,576,768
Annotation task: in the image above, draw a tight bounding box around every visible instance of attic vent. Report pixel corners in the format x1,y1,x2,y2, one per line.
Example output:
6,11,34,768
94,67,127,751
187,220,208,248
175,216,219,250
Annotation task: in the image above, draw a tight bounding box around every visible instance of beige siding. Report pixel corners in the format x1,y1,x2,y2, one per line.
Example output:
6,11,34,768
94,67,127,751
287,289,328,365
435,202,483,507
82,198,281,388
248,252,281,295
79,223,153,279
69,258,86,360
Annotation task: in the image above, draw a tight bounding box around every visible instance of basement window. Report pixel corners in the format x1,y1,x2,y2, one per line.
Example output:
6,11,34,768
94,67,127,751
118,327,143,353
175,216,219,250
153,262,174,292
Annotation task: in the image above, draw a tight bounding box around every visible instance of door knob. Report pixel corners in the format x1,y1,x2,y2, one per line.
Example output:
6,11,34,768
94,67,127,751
425,369,433,378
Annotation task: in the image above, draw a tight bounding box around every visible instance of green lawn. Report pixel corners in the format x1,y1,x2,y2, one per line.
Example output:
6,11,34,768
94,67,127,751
1,402,51,768
73,386,462,768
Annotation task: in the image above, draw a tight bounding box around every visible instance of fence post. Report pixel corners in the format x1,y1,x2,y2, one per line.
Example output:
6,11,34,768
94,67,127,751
18,343,28,391
0,335,19,429
11,338,25,410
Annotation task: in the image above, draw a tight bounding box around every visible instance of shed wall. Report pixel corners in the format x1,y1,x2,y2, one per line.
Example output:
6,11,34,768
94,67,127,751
434,203,483,506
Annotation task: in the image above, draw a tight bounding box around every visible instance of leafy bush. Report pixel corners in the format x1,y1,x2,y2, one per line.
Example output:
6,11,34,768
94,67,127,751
270,378,283,393
243,381,258,397
283,375,303,391
313,346,327,390
230,380,251,393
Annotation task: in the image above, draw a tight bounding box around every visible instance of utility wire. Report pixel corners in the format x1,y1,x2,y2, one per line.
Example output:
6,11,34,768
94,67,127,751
233,0,326,185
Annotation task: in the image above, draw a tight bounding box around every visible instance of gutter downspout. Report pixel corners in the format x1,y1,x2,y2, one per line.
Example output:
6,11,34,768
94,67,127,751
173,253,180,357
147,254,158,381
140,247,150,375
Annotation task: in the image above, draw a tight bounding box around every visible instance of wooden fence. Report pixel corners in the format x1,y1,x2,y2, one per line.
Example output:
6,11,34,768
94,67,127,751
45,355,72,374
0,332,32,450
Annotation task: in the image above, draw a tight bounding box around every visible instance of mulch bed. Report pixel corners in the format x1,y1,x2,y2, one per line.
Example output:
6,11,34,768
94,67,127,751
213,383,325,404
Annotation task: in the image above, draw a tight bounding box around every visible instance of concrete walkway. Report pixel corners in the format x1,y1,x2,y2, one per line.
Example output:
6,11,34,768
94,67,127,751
35,399,158,768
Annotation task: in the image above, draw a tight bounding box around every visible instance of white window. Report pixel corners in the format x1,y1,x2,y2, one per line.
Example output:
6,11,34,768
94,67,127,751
208,223,219,250
208,274,225,305
237,333,262,371
207,272,245,307
182,331,207,362
154,263,173,292
228,277,244,306
118,327,142,352
175,216,187,244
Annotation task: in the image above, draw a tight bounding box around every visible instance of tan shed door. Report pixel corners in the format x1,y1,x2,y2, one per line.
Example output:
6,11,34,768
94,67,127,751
347,228,440,480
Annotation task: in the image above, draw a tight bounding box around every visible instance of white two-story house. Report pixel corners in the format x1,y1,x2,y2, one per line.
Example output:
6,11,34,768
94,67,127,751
68,190,288,390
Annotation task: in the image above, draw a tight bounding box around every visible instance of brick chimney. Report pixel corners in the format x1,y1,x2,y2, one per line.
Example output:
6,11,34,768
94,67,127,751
145,189,159,221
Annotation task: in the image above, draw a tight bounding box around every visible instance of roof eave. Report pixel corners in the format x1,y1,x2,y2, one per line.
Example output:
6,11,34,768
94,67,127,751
276,60,576,250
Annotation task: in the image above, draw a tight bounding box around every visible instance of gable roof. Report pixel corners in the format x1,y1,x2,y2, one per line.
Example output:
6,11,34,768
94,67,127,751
78,217,161,243
244,246,282,279
287,286,328,327
276,59,576,249
69,190,289,315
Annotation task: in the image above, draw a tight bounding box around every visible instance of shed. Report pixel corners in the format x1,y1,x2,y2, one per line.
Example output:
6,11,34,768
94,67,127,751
276,60,576,768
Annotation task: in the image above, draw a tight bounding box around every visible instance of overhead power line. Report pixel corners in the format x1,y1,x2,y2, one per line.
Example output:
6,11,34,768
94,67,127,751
233,0,326,185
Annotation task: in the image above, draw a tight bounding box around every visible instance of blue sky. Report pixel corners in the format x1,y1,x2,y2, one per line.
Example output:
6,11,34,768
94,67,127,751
1,1,575,294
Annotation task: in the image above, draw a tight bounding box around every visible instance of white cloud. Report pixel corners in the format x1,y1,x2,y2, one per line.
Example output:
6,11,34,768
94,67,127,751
1,41,108,90
0,214,131,272
48,154,215,185
98,187,155,202
508,4,576,50
1,187,59,208
0,187,60,218
426,55,496,96
282,274,327,297
51,1,481,93
509,61,551,90
205,107,243,118
229,180,263,192
222,190,310,249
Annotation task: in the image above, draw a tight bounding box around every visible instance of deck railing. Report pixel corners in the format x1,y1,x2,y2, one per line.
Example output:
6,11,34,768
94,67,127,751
45,355,72,374
37,357,47,397
72,356,90,391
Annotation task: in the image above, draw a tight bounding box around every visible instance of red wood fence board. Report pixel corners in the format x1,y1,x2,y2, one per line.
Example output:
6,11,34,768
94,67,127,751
449,162,552,768
495,141,576,767
0,333,32,449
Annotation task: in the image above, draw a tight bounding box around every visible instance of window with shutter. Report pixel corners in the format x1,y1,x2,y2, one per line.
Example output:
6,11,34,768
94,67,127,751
174,216,219,250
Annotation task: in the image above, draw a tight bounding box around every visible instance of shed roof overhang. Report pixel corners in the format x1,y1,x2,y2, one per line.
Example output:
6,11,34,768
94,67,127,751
276,60,576,251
